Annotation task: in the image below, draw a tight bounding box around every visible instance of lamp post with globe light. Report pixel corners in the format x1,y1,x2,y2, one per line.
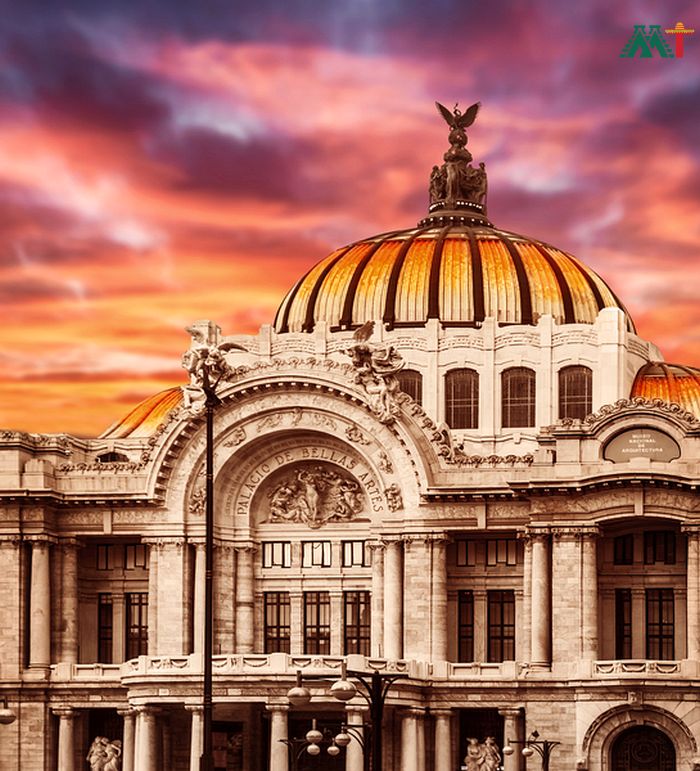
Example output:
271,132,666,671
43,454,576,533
286,663,406,771
502,730,560,771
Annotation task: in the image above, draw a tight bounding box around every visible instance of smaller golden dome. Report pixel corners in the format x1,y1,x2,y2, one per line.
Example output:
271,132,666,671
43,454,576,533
631,362,700,417
100,387,183,439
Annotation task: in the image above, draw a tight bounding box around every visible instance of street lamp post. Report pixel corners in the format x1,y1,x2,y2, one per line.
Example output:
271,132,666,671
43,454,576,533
181,324,245,771
287,662,406,771
503,730,560,771
280,720,344,771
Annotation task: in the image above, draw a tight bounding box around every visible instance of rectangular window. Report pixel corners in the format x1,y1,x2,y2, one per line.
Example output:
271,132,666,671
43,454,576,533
456,540,476,567
302,541,332,568
615,589,632,659
614,535,634,565
98,593,113,664
264,592,291,653
125,592,149,659
487,590,515,662
458,590,474,662
486,539,517,566
342,541,370,567
344,591,370,655
96,544,114,571
644,531,676,565
646,588,674,660
304,592,331,654
262,542,292,568
124,544,148,570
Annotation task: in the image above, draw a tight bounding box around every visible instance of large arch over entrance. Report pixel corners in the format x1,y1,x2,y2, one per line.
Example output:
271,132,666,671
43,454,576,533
581,705,696,771
611,726,675,771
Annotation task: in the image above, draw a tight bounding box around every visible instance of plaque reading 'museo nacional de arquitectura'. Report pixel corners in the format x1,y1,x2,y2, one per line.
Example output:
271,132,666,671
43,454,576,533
3,103,700,771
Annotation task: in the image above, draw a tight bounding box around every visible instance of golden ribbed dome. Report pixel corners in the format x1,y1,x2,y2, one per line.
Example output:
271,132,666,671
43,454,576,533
274,224,635,333
631,362,700,417
100,387,183,439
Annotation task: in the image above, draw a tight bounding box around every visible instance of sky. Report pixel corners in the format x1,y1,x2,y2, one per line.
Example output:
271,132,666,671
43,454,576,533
1,0,699,436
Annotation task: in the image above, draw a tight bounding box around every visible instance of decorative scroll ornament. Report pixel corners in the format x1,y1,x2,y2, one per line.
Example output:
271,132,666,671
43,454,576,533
345,321,404,424
266,464,365,528
462,737,501,771
87,736,122,771
345,425,370,445
181,321,246,414
429,101,488,216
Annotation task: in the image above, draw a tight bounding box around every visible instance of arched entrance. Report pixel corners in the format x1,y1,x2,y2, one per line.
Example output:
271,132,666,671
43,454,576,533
611,726,675,771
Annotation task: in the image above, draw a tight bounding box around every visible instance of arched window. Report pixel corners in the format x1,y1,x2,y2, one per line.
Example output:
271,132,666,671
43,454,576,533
445,369,479,429
501,367,536,428
558,365,592,420
396,369,422,405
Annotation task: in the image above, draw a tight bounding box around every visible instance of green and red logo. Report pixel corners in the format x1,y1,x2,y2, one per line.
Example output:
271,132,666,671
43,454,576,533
621,22,695,58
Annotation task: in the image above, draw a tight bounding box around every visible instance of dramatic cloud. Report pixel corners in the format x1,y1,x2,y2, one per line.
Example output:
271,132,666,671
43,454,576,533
1,0,699,435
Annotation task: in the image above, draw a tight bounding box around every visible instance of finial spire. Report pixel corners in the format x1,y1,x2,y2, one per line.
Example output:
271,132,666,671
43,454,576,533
420,101,491,228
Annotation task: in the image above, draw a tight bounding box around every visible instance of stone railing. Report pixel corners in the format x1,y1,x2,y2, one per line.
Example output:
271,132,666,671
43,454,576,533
438,661,519,679
594,660,681,676
51,662,123,682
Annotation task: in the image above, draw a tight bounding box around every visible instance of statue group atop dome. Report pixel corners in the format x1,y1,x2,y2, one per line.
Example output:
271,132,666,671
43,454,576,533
430,101,488,211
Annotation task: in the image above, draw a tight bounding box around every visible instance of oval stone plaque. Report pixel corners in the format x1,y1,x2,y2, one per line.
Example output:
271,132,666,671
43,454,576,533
603,427,680,463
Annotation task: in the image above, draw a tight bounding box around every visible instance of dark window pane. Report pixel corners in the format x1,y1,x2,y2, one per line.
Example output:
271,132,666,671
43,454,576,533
445,369,479,429
304,592,331,654
646,589,674,660
397,369,423,405
615,589,632,659
458,590,474,662
344,591,370,655
264,592,291,653
487,590,515,662
558,366,592,420
644,531,676,565
501,368,536,428
614,535,634,565
98,593,113,664
125,593,148,659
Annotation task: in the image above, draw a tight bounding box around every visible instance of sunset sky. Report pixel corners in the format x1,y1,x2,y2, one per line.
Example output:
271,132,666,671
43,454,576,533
1,1,699,436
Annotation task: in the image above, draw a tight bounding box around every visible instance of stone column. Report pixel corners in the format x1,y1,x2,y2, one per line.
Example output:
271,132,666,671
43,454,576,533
384,539,403,660
345,705,366,771
400,709,419,771
54,707,76,771
161,714,172,769
290,592,304,654
519,534,532,663
59,540,80,663
499,708,524,771
416,709,426,771
267,704,289,771
135,706,160,771
369,542,385,657
235,545,256,652
432,709,453,771
147,542,159,655
330,591,344,655
29,538,51,668
631,589,646,659
193,543,206,655
530,530,551,668
118,708,136,771
473,590,487,663
187,706,203,771
684,527,700,660
431,536,448,662
581,529,599,660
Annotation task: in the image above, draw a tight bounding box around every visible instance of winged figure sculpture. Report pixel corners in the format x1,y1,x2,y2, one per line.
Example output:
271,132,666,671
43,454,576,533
435,101,480,130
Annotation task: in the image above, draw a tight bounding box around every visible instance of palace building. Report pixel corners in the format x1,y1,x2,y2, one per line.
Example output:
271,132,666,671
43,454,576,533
2,103,700,771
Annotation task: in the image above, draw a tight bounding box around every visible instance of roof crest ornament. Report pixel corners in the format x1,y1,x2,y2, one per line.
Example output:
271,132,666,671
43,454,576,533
422,100,491,227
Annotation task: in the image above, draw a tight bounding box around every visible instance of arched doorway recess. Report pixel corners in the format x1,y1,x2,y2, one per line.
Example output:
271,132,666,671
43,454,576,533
611,726,675,771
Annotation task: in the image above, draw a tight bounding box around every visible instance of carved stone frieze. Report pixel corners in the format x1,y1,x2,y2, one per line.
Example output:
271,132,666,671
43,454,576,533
188,487,205,517
266,463,365,528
